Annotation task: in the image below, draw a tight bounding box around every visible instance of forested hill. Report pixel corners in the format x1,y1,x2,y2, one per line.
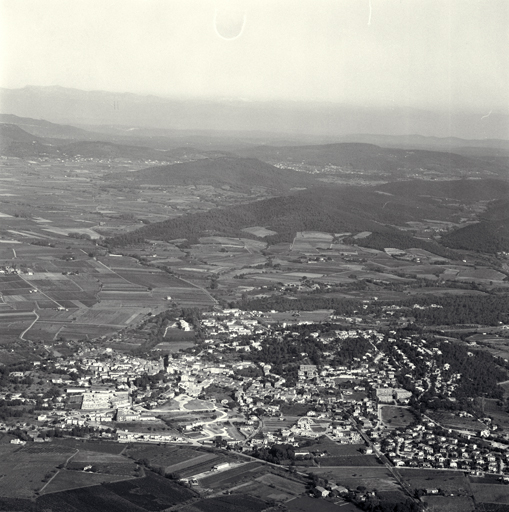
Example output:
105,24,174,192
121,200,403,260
0,123,59,157
236,142,507,174
376,178,509,202
114,156,319,193
104,183,465,248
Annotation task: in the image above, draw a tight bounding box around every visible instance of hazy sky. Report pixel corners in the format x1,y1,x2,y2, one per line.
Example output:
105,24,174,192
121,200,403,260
1,0,508,113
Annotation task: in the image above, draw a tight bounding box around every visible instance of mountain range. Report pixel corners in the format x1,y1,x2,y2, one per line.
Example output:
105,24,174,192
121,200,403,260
2,85,509,140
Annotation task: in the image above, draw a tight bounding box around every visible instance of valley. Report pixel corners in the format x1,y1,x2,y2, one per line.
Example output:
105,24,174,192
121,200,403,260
0,114,509,512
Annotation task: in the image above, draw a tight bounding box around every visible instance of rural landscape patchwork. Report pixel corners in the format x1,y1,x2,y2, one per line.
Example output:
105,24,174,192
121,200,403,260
1,94,509,512
1,2,509,511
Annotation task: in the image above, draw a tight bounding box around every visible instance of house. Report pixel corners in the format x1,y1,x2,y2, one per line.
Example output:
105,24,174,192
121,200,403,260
314,486,330,497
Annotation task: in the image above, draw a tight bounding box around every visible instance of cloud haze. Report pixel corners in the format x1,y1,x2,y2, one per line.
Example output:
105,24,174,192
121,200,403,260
1,0,508,115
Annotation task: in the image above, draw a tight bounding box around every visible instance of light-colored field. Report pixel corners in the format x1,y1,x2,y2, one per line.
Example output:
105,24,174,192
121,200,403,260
422,496,475,512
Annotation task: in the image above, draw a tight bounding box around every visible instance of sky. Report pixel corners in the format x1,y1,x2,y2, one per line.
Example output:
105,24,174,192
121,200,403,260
1,0,508,114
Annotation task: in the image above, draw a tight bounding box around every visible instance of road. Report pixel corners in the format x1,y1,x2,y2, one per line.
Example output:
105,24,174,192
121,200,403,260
348,416,416,500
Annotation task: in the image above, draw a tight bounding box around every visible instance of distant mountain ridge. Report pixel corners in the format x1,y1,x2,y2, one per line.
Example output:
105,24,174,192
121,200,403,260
0,122,227,161
2,85,508,139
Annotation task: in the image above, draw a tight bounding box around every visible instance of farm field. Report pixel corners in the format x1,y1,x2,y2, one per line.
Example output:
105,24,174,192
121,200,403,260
180,494,268,512
126,445,215,472
199,462,265,488
303,440,366,456
237,480,295,502
287,496,360,512
422,495,475,512
471,483,509,504
316,455,381,467
305,467,400,492
427,411,483,431
41,469,136,495
37,472,197,512
398,469,471,494
255,473,307,495
0,444,76,498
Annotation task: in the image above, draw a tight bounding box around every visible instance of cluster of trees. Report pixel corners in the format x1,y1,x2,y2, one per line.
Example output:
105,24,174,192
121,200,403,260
239,295,364,315
251,443,295,464
402,294,509,326
240,323,373,385
383,330,507,401
442,219,509,254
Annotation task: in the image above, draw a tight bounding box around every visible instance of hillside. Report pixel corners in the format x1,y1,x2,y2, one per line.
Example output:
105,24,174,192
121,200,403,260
236,142,507,175
0,123,59,157
376,178,509,202
116,156,319,192
0,123,172,161
55,140,170,160
0,113,105,140
104,181,468,249
441,197,509,253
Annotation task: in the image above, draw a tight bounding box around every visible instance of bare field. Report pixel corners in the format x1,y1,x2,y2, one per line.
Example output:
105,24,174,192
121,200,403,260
41,469,135,495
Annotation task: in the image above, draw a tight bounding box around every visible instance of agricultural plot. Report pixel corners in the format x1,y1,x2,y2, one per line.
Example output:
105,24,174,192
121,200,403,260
206,254,266,268
303,440,366,457
178,456,231,479
41,470,135,495
115,270,196,289
126,445,209,470
105,472,197,509
287,496,357,512
398,469,471,495
238,480,295,502
153,341,195,353
0,444,75,498
422,495,475,512
255,473,306,495
471,483,509,504
456,268,507,281
242,226,278,238
306,467,400,492
427,411,482,431
182,494,268,512
165,453,218,474
199,462,265,488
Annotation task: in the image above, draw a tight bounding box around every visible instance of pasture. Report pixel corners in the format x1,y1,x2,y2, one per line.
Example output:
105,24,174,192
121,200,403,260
471,483,509,504
398,469,471,495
